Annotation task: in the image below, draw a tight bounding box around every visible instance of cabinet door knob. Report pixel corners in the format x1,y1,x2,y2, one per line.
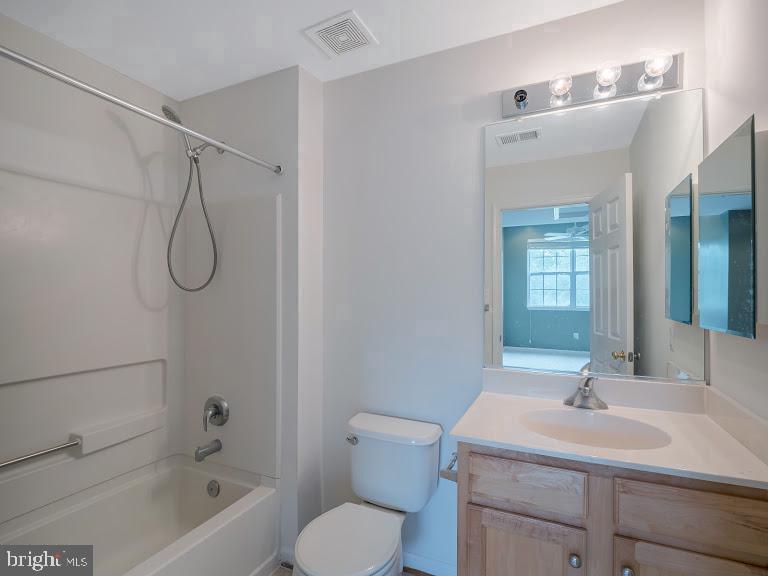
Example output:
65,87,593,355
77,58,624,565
621,567,635,576
568,553,582,568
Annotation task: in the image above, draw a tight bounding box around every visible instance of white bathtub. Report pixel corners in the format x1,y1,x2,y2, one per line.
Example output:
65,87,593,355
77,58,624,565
0,456,279,576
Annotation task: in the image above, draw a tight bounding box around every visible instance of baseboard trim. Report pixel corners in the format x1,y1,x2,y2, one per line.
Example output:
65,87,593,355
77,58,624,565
249,552,279,576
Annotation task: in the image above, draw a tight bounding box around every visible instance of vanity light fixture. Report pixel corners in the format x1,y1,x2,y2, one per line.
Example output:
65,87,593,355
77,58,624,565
638,51,673,92
501,54,681,118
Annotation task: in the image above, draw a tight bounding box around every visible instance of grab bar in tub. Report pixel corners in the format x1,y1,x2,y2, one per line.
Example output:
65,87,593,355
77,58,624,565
0,438,81,471
0,407,168,471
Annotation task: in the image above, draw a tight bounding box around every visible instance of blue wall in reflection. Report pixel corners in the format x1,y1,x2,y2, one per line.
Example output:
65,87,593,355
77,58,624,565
699,204,753,335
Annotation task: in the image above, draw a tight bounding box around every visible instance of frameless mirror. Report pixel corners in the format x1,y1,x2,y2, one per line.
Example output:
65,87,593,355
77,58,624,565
698,116,756,339
484,89,706,382
666,175,693,325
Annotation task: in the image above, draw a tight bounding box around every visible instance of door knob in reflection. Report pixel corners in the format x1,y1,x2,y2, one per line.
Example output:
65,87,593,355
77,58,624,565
612,350,627,361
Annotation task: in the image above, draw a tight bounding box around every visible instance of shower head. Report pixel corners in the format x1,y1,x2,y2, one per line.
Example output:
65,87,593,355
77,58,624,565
161,105,192,152
161,105,182,124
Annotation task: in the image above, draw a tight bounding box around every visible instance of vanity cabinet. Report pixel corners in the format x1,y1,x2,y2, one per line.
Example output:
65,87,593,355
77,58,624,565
458,443,768,576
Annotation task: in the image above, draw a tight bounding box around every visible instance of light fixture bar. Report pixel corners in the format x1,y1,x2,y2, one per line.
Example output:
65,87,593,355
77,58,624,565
501,54,682,119
492,89,683,125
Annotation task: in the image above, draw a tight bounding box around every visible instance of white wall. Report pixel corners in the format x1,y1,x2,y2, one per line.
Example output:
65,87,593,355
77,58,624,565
704,0,768,419
629,90,706,380
323,1,706,573
0,13,184,520
296,68,325,537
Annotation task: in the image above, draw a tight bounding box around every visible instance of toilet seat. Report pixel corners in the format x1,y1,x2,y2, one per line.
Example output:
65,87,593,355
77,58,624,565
294,502,401,576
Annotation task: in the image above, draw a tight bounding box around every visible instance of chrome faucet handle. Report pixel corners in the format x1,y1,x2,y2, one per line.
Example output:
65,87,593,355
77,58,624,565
202,396,229,432
579,376,595,395
203,406,215,432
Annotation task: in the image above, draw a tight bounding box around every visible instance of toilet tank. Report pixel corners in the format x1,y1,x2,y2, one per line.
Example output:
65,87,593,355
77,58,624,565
348,412,442,513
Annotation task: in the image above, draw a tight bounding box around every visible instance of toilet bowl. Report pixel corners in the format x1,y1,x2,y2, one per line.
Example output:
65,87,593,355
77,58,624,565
293,503,404,576
293,413,442,576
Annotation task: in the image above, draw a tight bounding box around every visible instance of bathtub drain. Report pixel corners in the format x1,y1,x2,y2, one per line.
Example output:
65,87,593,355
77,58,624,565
207,479,220,497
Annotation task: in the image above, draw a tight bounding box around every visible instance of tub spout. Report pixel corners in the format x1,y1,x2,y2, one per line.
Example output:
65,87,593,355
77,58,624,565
195,439,222,462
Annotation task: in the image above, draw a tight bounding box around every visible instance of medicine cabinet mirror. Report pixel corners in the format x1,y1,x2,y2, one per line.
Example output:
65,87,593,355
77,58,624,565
698,116,756,339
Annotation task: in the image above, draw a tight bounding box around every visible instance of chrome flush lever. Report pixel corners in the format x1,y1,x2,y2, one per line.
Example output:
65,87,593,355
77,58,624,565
203,396,229,432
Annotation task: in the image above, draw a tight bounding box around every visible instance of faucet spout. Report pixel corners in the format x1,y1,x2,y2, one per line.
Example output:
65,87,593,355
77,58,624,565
195,439,222,462
564,374,608,410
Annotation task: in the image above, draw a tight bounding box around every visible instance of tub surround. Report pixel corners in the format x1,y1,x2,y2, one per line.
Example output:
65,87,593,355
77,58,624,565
451,369,768,490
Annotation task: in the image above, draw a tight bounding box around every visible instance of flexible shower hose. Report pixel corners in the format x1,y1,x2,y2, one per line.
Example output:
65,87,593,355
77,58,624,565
167,156,218,292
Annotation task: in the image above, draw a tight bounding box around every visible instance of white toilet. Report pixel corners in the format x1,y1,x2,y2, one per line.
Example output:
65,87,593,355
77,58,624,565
293,412,442,576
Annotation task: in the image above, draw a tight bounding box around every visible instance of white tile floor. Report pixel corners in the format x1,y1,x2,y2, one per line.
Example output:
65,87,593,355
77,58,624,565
503,346,590,373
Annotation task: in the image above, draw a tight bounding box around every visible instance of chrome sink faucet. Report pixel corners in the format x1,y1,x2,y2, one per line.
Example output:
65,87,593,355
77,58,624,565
564,369,608,410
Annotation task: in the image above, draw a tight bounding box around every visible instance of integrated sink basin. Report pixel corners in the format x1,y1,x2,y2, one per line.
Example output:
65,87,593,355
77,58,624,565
519,409,672,450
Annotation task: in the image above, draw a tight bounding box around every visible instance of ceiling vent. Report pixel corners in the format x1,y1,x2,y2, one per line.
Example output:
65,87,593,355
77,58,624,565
495,128,542,146
304,10,378,58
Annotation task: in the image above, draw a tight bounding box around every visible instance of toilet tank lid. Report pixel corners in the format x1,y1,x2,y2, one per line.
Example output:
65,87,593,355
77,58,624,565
349,413,442,446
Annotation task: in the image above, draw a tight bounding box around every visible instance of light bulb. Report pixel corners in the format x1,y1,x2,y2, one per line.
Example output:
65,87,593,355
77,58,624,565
644,52,673,78
594,83,617,99
596,62,622,87
550,92,572,108
549,73,573,97
637,73,664,92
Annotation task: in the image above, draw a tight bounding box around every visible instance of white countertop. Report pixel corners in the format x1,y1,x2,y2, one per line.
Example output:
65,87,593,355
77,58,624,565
451,391,768,490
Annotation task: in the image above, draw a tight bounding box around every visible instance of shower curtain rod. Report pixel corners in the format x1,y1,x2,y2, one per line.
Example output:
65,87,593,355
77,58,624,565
0,43,282,175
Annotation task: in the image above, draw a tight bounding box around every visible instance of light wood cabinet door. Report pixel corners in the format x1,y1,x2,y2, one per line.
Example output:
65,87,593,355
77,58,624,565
614,537,768,576
467,504,587,576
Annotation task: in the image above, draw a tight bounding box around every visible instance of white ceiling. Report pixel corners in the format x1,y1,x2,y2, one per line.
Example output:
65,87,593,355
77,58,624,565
485,97,651,168
0,0,622,100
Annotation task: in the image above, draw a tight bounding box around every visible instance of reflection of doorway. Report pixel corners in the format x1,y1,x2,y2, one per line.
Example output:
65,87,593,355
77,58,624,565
589,173,634,375
500,204,591,371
